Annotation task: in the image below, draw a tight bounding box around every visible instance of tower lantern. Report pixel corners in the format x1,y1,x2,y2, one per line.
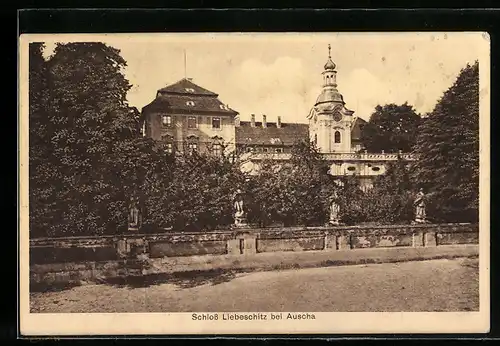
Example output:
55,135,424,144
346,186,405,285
307,44,355,153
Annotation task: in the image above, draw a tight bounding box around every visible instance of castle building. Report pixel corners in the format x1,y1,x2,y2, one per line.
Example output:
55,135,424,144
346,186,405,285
141,78,239,156
308,45,357,154
235,114,308,154
141,45,414,189
238,45,415,189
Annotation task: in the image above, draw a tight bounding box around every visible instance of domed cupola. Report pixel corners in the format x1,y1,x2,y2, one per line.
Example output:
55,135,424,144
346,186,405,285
314,44,345,108
307,44,355,154
324,56,336,71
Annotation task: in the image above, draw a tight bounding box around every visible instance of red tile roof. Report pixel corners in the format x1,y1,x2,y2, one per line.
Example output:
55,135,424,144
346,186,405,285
236,121,309,147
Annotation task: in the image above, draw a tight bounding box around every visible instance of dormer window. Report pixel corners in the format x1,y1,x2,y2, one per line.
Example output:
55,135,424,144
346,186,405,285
186,101,195,106
219,104,229,110
185,88,195,93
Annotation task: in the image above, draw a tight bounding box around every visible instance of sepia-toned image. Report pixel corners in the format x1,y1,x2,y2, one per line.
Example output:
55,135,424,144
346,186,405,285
19,32,490,335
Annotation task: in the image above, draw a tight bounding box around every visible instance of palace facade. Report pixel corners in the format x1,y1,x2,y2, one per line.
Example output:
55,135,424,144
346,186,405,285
140,45,415,189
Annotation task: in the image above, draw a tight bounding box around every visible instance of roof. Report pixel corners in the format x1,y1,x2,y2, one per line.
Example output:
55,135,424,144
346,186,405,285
158,78,218,96
236,121,309,146
142,94,238,115
324,57,336,71
315,88,344,105
142,78,238,116
351,117,367,141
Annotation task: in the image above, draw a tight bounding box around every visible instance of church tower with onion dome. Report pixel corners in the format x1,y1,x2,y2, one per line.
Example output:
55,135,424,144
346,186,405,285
307,44,356,153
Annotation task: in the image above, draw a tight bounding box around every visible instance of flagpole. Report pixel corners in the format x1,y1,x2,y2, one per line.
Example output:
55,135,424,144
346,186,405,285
184,49,187,79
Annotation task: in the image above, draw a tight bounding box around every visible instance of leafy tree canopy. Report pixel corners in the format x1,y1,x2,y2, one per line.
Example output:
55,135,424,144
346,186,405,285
412,61,479,223
361,102,421,153
29,42,143,237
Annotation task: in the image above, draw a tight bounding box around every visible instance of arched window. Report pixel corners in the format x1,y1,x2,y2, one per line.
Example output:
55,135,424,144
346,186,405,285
212,143,222,157
161,135,175,154
211,137,223,157
186,135,199,155
334,131,341,144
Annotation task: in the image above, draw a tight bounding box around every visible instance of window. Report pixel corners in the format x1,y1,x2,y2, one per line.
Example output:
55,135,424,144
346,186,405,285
219,104,228,110
334,131,341,144
246,147,254,153
162,115,172,127
314,134,318,145
275,148,283,153
188,142,198,154
212,117,221,129
347,166,356,172
372,166,381,172
165,143,173,154
185,88,195,93
212,143,222,157
186,101,195,106
262,148,268,153
187,116,197,129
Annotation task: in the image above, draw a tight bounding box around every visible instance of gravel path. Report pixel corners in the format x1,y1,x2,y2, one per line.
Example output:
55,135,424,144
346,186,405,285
30,257,479,313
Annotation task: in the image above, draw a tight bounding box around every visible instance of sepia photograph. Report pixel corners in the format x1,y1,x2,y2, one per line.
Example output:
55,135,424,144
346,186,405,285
19,32,490,335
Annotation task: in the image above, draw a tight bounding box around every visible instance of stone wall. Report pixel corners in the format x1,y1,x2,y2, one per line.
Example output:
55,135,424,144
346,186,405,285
29,223,479,286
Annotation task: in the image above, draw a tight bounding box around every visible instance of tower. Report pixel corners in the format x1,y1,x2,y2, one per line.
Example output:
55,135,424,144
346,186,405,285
307,44,355,153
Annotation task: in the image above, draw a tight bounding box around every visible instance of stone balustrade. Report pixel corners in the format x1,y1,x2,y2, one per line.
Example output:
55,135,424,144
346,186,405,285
29,223,479,286
239,151,416,163
30,223,478,263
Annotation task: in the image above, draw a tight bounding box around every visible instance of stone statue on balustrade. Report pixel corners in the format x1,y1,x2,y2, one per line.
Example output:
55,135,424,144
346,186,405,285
128,195,142,231
233,189,248,227
328,191,341,226
413,188,427,224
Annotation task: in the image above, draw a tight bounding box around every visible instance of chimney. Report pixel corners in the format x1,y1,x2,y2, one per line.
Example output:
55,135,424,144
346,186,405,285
234,115,240,127
277,116,282,128
251,114,256,127
262,114,267,128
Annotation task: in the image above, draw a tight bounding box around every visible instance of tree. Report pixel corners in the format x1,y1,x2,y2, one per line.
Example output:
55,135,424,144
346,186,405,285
141,150,246,232
247,140,335,227
336,174,366,225
412,61,479,223
30,42,141,237
29,43,62,237
363,158,415,224
361,102,421,153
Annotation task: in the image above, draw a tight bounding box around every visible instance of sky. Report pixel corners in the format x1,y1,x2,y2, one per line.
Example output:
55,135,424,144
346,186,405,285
40,32,487,124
